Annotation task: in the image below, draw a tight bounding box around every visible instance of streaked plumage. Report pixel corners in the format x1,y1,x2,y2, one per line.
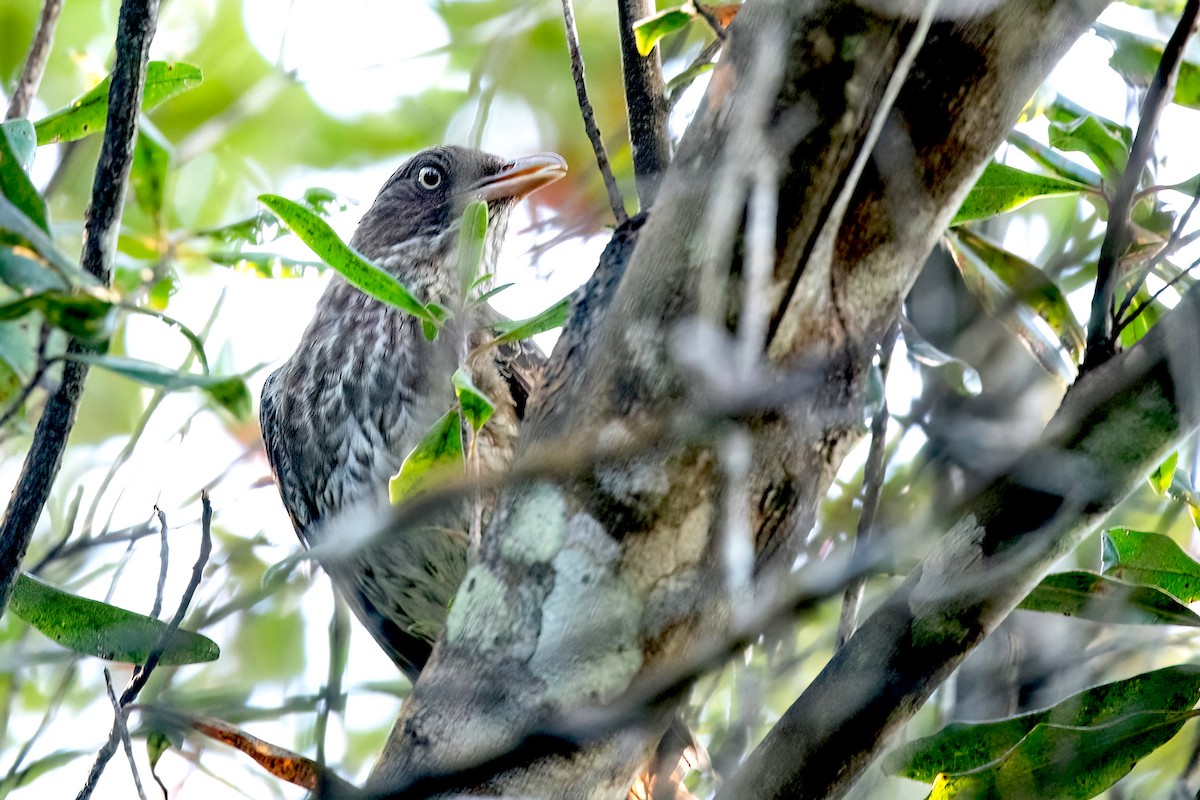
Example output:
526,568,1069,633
260,146,565,678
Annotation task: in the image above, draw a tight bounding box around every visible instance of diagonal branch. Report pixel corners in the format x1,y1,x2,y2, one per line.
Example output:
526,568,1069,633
560,0,628,225
1082,0,1200,371
724,278,1200,799
0,0,160,620
5,0,64,121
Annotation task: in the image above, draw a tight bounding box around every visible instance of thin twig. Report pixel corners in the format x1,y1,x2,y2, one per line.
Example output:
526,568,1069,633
1115,254,1200,337
836,316,900,649
616,0,670,209
104,669,149,800
559,0,628,225
151,507,169,618
0,0,160,621
1083,0,1200,370
1113,188,1200,329
5,0,64,120
0,322,53,430
74,491,212,800
667,39,723,113
315,595,349,767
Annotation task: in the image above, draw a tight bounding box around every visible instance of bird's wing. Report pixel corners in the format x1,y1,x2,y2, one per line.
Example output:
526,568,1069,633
259,367,318,539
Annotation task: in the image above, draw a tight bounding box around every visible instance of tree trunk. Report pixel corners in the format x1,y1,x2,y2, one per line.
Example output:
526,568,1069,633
366,1,1122,797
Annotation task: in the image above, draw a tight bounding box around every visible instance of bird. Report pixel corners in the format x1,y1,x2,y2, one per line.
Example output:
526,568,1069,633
259,145,566,680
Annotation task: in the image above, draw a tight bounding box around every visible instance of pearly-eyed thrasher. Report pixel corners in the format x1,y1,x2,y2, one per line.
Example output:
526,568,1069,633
259,146,565,679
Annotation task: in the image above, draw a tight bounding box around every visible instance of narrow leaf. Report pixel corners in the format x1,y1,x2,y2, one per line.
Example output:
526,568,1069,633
633,8,694,56
0,289,115,341
0,194,86,285
68,354,253,419
389,409,464,504
0,119,36,171
0,320,37,408
489,296,570,346
1102,528,1200,603
0,120,48,232
1048,115,1129,186
885,664,1200,781
952,161,1089,226
258,194,434,323
458,199,488,296
1149,452,1178,496
34,62,204,145
10,572,219,665
131,121,171,224
452,368,495,433
1018,570,1200,626
1006,130,1104,188
0,246,63,292
1095,22,1200,111
945,230,1084,381
930,710,1200,800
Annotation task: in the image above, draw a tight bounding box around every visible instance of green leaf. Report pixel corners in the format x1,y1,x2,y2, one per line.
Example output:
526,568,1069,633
0,246,63,293
388,408,464,504
952,161,1090,226
899,316,981,396
1006,131,1103,188
489,296,570,345
258,194,435,323
458,199,488,296
9,572,219,665
1095,22,1200,111
1018,570,1200,626
0,750,87,797
885,664,1200,782
1149,452,1178,496
68,354,253,419
452,368,495,433
0,120,48,233
0,119,36,171
1101,528,1200,603
0,289,115,341
0,194,84,286
1117,285,1165,349
33,62,204,145
928,710,1200,799
131,121,171,224
633,7,694,56
1048,115,1129,187
944,230,1084,381
0,320,37,408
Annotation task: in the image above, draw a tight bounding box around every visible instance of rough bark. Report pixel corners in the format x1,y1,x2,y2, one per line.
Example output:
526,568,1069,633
367,1,1110,796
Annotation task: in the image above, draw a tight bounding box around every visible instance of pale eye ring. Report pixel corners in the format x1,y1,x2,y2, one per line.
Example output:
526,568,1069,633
417,166,443,190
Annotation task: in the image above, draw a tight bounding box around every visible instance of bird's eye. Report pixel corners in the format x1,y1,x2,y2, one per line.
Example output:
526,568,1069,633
417,166,443,190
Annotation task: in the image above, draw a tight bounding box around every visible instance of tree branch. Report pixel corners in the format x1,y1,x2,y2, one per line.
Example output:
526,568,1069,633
722,278,1200,800
1082,0,1200,370
0,0,160,620
559,0,627,225
616,0,670,209
5,0,64,121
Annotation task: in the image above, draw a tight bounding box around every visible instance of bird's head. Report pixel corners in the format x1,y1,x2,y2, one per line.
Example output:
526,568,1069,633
350,146,567,291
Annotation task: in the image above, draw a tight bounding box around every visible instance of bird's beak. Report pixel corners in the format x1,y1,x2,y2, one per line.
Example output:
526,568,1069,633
473,153,567,202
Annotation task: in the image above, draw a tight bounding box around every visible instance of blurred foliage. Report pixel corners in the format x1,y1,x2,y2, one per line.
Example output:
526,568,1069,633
0,0,1199,799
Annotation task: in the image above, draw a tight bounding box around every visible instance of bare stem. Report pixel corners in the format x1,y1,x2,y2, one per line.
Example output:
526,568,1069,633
5,0,64,121
617,0,670,209
1083,0,1200,370
0,0,160,621
559,0,628,225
